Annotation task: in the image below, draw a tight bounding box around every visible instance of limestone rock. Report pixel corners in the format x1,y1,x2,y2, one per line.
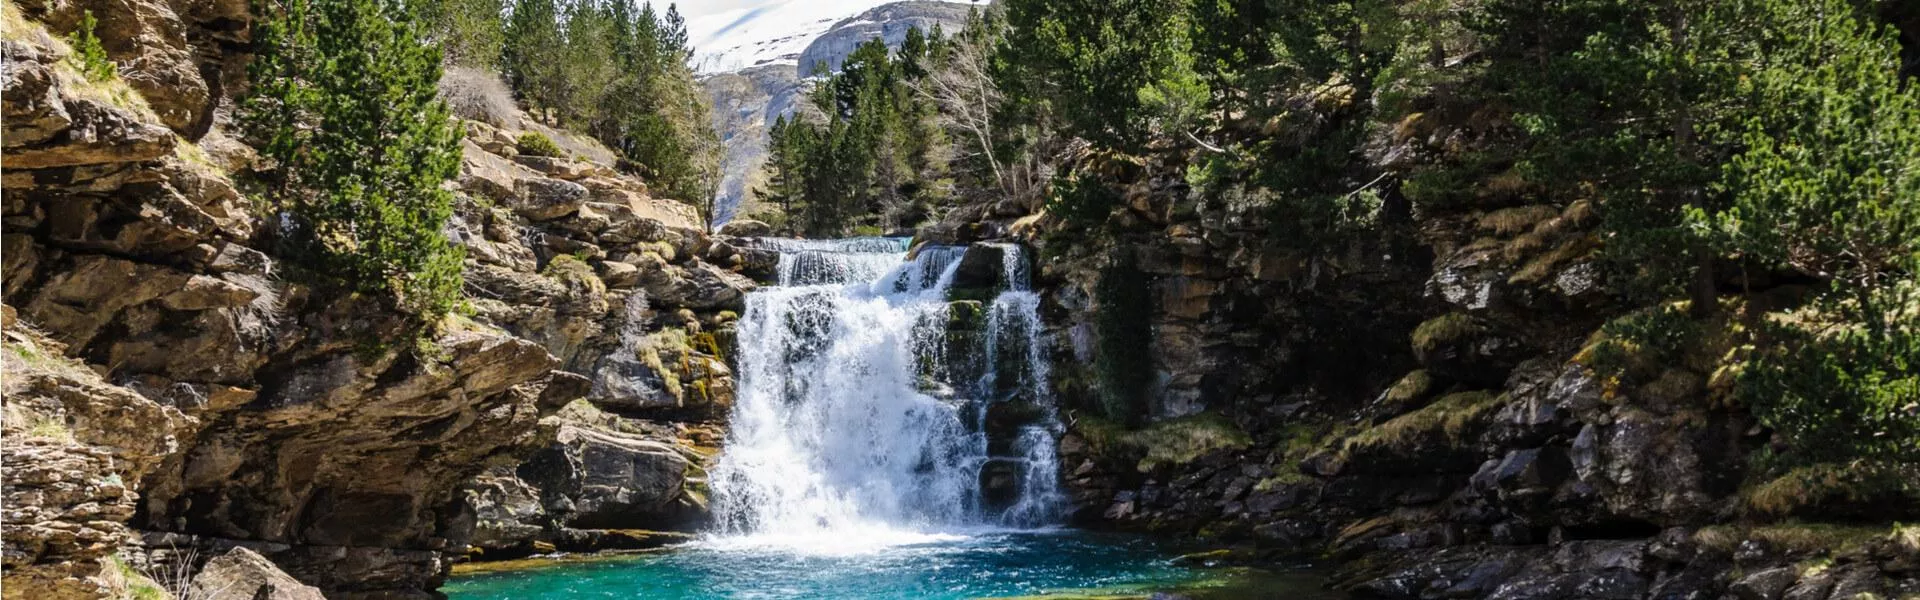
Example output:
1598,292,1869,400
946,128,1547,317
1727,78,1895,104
39,0,214,135
186,547,325,600
0,442,137,600
512,177,589,221
639,261,753,311
1,43,176,168
716,219,772,237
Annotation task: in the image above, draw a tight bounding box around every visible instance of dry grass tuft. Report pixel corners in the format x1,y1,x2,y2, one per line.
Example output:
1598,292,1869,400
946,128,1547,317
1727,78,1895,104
1342,391,1500,454
1744,461,1920,517
1382,370,1435,405
439,66,518,128
1509,234,1599,285
1478,204,1559,236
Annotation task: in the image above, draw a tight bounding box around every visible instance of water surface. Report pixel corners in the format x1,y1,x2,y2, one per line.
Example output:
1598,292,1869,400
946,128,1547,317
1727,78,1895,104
444,530,1334,600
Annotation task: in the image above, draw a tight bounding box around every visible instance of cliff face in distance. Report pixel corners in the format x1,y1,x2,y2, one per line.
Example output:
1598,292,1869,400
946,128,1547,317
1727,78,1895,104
0,0,766,596
702,1,978,226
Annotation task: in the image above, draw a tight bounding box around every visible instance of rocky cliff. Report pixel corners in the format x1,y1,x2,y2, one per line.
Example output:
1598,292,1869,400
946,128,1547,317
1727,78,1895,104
926,93,1920,600
0,0,754,596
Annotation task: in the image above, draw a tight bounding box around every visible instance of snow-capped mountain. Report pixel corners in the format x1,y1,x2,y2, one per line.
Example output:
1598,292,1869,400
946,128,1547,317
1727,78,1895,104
696,1,983,225
686,0,986,74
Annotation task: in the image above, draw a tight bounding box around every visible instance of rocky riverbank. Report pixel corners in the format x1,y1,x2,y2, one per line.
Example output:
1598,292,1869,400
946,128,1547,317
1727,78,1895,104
0,0,756,595
921,120,1920,600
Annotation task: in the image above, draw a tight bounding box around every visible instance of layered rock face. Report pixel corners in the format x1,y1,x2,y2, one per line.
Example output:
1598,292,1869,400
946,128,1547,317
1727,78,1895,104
1,3,748,597
929,101,1918,600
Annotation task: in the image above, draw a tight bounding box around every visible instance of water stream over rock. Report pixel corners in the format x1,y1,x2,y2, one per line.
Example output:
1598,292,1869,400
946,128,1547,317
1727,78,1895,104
708,238,1062,550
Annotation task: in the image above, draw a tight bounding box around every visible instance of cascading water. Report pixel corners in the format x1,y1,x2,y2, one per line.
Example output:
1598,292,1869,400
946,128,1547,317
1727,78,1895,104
709,238,1061,550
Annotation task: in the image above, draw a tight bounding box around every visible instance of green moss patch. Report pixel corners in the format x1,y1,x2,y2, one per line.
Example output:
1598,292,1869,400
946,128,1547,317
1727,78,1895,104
1074,412,1252,472
1341,391,1500,456
1411,313,1483,354
1743,461,1920,517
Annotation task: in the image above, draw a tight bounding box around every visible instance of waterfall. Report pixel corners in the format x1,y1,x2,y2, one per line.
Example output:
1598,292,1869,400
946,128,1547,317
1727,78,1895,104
709,238,1060,550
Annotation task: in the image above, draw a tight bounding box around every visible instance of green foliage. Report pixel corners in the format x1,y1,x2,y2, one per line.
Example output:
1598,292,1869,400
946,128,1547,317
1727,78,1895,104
65,10,114,82
998,0,1198,152
765,32,948,236
1583,304,1702,378
503,0,719,207
1706,0,1920,287
1739,282,1920,466
1091,250,1154,425
413,0,504,68
242,0,465,321
516,131,563,157
1043,173,1119,231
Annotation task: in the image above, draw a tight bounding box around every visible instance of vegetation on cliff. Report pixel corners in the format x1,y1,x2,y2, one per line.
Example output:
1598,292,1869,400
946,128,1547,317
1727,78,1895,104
243,0,467,320
743,0,1919,557
799,0,1916,488
498,0,720,207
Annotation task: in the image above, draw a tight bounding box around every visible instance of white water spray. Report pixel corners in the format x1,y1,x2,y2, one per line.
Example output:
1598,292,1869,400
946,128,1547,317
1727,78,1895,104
709,238,1061,551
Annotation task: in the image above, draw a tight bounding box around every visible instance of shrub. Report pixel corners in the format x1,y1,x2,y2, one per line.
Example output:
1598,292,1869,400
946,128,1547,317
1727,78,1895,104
243,0,466,322
1045,173,1119,231
438,65,517,127
1738,282,1920,466
517,131,563,157
65,10,114,82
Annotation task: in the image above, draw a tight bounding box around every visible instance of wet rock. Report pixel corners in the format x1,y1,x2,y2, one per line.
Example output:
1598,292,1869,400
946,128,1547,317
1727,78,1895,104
952,243,1011,290
1731,566,1800,600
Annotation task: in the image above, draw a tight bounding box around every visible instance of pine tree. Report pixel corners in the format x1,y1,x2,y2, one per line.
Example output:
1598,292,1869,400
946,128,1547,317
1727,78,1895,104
999,0,1200,151
415,0,505,68
504,0,564,116
66,10,116,82
1714,0,1920,465
243,0,466,320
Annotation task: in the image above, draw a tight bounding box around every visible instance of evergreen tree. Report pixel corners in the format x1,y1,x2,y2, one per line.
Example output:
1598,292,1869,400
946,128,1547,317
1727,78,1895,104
998,0,1199,151
1713,0,1920,465
415,0,505,68
243,0,466,320
504,0,564,115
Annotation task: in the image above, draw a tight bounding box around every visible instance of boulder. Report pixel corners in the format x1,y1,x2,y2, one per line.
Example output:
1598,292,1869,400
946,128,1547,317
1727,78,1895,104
185,547,325,600
641,262,754,310
716,219,772,237
516,424,705,531
511,177,589,221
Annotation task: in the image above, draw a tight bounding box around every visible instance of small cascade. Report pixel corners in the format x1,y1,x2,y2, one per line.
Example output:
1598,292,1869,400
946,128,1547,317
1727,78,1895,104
981,285,1064,526
710,238,1062,547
